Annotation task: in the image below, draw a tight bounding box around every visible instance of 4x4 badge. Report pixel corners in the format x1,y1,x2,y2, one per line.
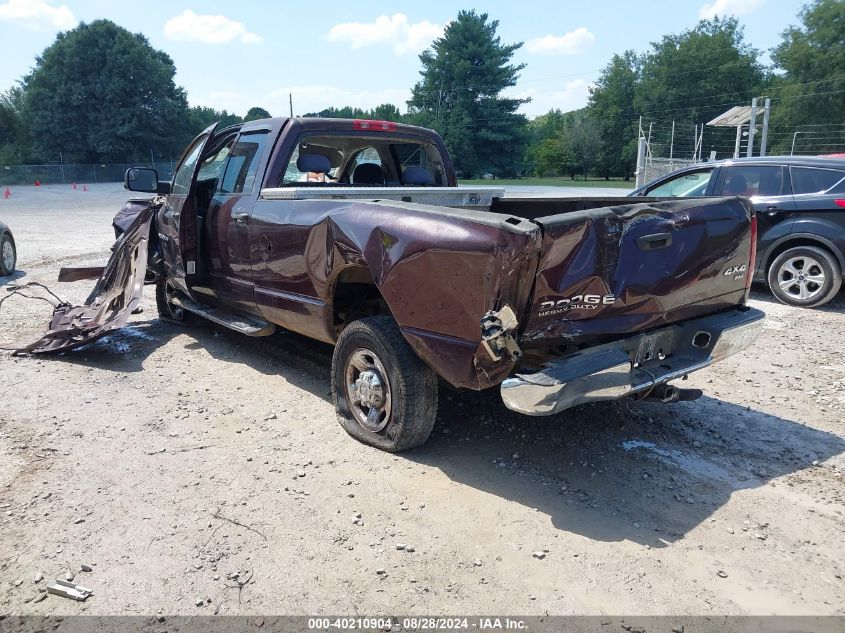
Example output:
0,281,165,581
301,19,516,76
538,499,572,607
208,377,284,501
723,264,747,279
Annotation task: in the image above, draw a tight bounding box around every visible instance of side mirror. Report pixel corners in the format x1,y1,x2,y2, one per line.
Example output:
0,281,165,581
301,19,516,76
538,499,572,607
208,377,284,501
125,167,169,194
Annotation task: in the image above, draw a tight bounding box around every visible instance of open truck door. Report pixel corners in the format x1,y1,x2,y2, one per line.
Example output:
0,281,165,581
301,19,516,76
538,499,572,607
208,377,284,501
157,123,218,297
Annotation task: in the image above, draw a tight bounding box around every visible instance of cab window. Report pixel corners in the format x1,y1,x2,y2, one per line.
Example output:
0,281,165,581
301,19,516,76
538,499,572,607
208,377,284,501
220,132,269,194
647,169,714,196
197,141,233,183
171,138,205,195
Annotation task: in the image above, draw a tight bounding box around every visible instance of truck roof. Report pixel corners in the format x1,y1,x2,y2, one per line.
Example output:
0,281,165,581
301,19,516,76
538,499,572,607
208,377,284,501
240,116,442,140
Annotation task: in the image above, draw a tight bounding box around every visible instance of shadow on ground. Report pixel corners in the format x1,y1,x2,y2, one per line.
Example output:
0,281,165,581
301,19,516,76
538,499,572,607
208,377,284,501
749,283,845,312
46,315,845,547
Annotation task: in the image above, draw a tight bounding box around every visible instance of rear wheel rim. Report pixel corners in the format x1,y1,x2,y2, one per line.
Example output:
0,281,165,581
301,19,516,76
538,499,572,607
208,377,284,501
344,348,392,433
1,239,13,271
777,255,825,301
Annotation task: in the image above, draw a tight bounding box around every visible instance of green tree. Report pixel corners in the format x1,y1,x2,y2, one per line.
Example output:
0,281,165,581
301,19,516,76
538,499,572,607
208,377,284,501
567,112,601,179
0,87,27,163
770,0,845,152
524,109,568,176
244,106,271,121
636,17,764,126
23,19,189,163
407,10,528,177
370,103,403,122
588,51,640,179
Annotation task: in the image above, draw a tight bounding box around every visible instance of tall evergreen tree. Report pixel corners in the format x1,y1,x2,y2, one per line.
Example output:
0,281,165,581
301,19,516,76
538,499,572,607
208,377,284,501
407,10,528,177
23,20,189,163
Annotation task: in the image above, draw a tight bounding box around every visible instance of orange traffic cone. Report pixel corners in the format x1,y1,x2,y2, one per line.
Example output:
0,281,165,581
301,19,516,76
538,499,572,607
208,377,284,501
72,182,77,190
82,184,88,192
3,186,10,199
34,180,41,186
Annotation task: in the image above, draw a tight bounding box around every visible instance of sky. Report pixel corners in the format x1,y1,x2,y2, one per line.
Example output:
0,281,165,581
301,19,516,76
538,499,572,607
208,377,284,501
0,0,810,119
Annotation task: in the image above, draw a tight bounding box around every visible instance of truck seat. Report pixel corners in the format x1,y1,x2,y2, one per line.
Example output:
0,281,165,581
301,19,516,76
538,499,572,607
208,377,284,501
402,165,435,186
352,162,385,185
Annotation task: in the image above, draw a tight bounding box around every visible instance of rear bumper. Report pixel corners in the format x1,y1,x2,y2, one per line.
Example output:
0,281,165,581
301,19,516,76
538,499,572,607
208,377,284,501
500,307,765,416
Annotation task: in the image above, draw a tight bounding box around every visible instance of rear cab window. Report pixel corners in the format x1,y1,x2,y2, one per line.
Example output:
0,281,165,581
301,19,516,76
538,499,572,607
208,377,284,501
278,133,447,187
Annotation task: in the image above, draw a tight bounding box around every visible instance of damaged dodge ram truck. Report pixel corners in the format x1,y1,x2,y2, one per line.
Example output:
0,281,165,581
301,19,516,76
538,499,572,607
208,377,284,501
111,117,764,451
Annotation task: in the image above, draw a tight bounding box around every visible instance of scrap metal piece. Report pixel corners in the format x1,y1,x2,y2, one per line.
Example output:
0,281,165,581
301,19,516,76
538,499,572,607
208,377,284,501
480,304,521,361
57,266,106,283
46,578,93,601
14,201,160,354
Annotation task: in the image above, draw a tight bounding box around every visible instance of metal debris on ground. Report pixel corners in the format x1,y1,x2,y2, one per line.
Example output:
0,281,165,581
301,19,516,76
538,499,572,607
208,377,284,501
45,578,93,601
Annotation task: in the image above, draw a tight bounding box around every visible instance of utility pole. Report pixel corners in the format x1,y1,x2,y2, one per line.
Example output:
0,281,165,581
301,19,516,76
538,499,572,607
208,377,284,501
747,97,758,158
669,121,675,168
59,152,65,185
759,97,771,157
733,125,743,158
289,93,294,118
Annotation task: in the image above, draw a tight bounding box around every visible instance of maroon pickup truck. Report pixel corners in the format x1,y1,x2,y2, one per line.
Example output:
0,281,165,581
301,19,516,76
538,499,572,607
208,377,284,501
108,117,764,452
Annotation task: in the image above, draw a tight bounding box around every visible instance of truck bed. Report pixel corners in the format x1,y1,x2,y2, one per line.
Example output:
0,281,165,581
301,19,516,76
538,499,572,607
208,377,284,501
260,186,505,209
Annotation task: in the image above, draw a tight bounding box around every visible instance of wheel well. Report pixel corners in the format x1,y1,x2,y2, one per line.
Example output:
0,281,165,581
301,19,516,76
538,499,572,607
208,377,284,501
332,268,391,334
765,238,841,274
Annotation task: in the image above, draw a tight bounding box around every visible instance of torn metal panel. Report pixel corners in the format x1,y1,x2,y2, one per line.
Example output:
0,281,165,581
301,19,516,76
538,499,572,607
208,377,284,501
15,201,160,355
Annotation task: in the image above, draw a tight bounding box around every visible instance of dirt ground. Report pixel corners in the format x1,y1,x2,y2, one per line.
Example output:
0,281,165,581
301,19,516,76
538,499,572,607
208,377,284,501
1,184,843,616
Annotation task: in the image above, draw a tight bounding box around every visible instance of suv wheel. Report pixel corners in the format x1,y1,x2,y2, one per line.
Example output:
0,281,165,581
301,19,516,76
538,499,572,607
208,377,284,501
331,316,438,452
767,245,842,308
0,232,16,276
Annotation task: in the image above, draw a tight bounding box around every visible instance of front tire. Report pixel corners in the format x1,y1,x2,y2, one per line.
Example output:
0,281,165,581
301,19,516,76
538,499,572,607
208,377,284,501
331,316,438,452
767,245,841,308
0,232,16,276
155,279,196,324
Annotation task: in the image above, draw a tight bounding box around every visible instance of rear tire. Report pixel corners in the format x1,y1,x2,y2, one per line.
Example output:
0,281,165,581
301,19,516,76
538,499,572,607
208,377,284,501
155,279,197,324
767,245,841,308
0,232,16,276
331,316,438,452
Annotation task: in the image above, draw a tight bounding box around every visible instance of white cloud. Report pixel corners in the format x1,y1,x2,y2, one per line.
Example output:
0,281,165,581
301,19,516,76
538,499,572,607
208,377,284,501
327,13,442,55
0,0,76,30
525,27,595,55
192,85,412,118
699,0,764,19
507,79,593,118
164,10,262,45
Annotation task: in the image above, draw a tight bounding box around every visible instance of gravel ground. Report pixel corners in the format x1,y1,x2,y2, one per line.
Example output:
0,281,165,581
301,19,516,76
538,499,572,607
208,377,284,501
1,184,843,616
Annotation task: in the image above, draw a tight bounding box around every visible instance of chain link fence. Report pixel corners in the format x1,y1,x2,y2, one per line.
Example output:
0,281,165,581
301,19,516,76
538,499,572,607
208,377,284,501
640,157,701,186
0,161,175,186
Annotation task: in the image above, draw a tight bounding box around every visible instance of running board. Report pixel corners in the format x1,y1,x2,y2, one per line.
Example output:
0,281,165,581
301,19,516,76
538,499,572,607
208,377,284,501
171,296,276,337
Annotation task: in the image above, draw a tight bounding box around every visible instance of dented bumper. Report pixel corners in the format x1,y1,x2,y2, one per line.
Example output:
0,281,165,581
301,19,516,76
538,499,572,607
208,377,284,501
500,307,765,416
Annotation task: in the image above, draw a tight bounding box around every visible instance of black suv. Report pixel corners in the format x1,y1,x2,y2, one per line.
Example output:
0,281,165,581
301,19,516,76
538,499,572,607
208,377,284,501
630,156,845,308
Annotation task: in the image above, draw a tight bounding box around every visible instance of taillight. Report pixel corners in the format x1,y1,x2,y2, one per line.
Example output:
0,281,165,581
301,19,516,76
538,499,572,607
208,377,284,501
353,119,396,132
745,214,757,300
834,199,845,208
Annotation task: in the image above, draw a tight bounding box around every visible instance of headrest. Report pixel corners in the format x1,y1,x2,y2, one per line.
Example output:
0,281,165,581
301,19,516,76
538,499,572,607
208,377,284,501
297,153,331,174
352,162,385,185
402,165,435,186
